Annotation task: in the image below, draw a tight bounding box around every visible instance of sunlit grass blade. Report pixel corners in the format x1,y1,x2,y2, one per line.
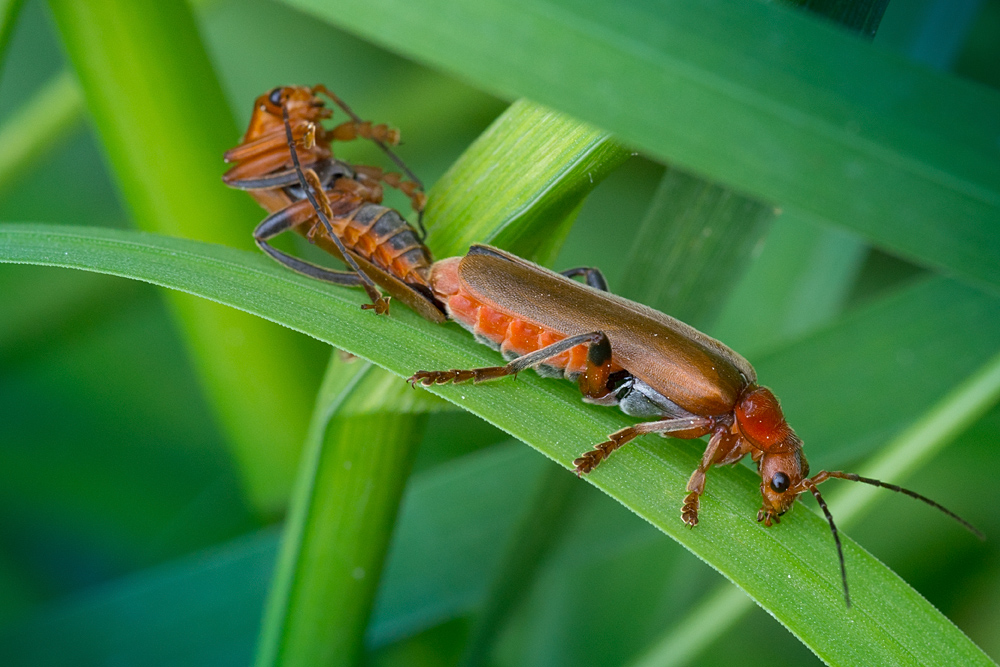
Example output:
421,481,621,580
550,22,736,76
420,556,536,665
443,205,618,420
0,222,994,665
426,98,628,262
47,0,325,513
256,360,435,667
280,0,1000,295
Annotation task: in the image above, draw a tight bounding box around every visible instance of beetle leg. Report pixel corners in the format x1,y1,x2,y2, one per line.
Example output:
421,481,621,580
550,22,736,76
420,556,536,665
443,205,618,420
559,267,609,292
312,84,426,239
573,416,713,475
330,120,401,146
409,331,611,386
253,200,364,287
353,165,426,214
223,121,317,162
223,147,304,185
226,158,352,192
682,429,749,527
682,431,726,527
279,107,390,314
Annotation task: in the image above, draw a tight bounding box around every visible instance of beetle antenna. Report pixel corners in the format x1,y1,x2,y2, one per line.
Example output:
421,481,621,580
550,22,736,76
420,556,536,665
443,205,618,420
282,106,388,311
311,84,427,240
813,471,984,540
312,85,425,191
803,480,850,608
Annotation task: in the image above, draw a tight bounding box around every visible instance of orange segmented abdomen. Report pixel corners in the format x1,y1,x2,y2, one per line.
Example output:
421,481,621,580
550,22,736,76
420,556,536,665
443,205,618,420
328,204,433,287
430,258,618,379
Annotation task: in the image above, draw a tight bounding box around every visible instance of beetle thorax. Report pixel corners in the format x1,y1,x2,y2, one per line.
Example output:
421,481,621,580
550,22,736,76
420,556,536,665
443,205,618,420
734,385,798,453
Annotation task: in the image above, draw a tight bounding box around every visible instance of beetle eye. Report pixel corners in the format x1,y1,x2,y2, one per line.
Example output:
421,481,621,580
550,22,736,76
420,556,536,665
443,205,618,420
268,88,283,106
770,472,790,493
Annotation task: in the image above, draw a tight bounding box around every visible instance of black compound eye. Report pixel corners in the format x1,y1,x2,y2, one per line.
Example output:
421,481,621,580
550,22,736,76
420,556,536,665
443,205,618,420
770,472,791,493
268,88,283,106
606,371,632,398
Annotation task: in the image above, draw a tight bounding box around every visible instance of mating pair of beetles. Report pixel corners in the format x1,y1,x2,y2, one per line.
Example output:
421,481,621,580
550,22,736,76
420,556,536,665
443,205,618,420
223,85,980,607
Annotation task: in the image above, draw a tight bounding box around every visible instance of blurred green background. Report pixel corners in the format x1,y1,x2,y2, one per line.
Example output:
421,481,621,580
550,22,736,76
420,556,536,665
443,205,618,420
1,0,999,665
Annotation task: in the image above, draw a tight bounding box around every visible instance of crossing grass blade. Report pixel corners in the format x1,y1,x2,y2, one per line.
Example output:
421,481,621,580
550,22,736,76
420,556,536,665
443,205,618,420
0,222,993,666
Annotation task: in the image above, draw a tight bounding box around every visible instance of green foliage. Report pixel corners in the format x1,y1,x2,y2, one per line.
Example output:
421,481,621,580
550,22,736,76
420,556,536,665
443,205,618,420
0,1,998,666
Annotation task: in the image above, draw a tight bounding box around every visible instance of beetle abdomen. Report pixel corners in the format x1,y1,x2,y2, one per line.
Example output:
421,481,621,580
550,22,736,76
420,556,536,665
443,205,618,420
328,204,433,288
431,258,621,380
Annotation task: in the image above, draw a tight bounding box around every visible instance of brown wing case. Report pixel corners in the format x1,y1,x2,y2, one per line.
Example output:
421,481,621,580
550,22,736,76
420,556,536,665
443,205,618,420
457,246,755,415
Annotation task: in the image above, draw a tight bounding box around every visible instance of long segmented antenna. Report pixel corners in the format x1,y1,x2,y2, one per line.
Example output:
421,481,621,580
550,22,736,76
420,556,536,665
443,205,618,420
282,106,389,314
312,84,427,239
802,470,985,608
804,480,851,607
818,471,985,540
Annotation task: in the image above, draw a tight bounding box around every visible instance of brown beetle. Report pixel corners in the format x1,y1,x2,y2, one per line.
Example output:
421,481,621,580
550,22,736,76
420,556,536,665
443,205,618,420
222,86,444,322
409,246,982,606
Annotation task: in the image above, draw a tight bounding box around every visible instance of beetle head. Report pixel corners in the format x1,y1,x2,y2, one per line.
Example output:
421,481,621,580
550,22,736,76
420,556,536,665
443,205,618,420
757,448,809,525
733,386,808,524
245,86,331,140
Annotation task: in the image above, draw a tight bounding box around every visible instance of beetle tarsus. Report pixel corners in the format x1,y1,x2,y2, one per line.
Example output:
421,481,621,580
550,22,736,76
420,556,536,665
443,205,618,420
361,295,391,316
756,509,780,527
573,440,617,475
681,492,700,527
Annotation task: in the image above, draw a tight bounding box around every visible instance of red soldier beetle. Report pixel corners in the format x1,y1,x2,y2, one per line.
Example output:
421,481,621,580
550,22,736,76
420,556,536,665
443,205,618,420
222,87,445,322
408,246,983,606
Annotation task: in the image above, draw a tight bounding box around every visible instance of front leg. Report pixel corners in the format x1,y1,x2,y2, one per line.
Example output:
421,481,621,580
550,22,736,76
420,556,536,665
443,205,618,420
682,429,749,527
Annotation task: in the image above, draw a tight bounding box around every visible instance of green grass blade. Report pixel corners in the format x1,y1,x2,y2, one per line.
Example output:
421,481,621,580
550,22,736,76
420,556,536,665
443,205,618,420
0,443,547,665
712,215,867,356
254,358,369,667
257,361,433,667
0,69,84,195
830,347,1000,526
618,167,775,328
788,0,889,37
458,463,577,667
426,98,628,262
0,222,994,665
280,0,1000,295
46,0,324,513
421,99,627,665
370,443,547,644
